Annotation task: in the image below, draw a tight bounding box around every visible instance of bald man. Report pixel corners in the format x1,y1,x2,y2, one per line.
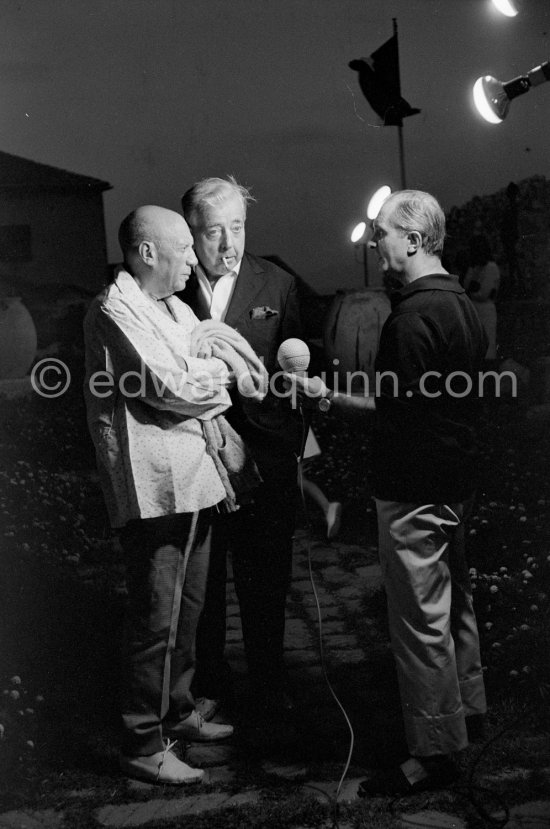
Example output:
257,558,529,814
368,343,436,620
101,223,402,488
84,206,235,785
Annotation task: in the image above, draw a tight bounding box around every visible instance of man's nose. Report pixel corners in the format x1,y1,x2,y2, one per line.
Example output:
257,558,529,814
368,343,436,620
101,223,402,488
188,248,198,266
220,229,234,250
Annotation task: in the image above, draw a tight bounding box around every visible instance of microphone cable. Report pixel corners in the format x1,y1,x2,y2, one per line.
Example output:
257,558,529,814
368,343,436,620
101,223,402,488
296,410,356,829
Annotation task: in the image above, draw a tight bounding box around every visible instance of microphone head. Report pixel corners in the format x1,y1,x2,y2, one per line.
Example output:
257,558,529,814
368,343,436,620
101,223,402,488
277,338,310,373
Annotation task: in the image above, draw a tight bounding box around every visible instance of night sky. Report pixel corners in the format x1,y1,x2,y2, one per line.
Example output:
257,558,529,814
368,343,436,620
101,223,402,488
1,0,549,293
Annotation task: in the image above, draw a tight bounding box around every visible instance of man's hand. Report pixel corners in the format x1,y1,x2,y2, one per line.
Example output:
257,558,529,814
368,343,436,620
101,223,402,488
282,372,329,410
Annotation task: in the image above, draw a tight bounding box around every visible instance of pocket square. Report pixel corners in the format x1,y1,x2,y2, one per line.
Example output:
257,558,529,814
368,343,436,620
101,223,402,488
249,305,279,320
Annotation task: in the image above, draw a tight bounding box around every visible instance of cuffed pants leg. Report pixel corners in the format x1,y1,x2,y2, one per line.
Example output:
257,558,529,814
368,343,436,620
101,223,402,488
119,510,211,757
376,499,486,758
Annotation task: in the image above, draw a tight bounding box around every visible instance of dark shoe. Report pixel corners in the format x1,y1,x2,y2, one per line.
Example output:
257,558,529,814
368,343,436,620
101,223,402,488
167,710,233,742
358,756,459,797
194,697,223,722
266,689,296,713
254,688,296,721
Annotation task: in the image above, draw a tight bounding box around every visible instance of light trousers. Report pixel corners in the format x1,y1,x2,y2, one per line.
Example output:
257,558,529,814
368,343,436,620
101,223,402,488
376,499,486,757
119,510,212,756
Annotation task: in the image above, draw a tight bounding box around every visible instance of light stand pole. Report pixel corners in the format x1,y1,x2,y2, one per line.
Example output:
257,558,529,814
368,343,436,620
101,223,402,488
351,222,369,286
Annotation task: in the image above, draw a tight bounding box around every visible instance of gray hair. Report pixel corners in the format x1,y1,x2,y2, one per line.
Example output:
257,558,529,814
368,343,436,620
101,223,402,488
385,190,446,255
181,176,255,227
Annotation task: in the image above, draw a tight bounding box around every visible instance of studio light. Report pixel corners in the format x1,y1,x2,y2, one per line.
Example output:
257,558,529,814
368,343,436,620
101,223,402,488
491,0,519,17
473,60,550,122
351,222,367,244
367,185,392,220
350,186,391,284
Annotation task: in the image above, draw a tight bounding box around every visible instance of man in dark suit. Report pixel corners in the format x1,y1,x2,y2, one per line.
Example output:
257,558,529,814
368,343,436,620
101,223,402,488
178,176,303,721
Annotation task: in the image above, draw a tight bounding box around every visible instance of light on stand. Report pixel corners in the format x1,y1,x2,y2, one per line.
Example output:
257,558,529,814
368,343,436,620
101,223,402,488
350,222,369,285
473,60,550,123
350,186,391,286
491,0,519,17
367,185,392,220
351,222,367,244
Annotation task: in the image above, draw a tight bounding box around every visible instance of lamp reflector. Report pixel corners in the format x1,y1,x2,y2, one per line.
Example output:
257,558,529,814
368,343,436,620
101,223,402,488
367,185,392,219
351,222,366,243
473,76,506,123
491,0,518,17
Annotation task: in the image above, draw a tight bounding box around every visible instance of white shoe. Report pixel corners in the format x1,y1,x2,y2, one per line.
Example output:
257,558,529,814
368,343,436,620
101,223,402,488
195,696,222,722
120,740,204,785
326,502,342,539
169,709,233,742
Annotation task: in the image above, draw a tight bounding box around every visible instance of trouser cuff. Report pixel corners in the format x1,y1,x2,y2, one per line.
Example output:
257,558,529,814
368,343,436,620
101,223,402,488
405,707,468,757
459,674,487,716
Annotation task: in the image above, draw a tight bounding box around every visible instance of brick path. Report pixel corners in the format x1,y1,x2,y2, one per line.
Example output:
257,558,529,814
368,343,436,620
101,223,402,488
1,525,549,828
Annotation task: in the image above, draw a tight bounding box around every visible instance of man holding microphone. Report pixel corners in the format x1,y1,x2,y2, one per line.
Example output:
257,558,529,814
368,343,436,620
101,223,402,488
285,190,488,795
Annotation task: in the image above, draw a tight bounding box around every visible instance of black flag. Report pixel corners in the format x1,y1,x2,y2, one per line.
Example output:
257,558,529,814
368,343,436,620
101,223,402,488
349,34,420,127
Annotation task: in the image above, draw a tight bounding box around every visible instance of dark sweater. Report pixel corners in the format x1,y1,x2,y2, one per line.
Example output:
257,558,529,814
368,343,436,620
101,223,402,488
372,274,488,503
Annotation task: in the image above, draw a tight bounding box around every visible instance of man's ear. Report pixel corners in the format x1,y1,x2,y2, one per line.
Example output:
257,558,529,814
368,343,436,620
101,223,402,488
407,231,422,255
138,240,156,266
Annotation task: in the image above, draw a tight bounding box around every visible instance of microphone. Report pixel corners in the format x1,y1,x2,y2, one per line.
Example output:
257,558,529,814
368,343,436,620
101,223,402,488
276,338,310,374
277,339,312,460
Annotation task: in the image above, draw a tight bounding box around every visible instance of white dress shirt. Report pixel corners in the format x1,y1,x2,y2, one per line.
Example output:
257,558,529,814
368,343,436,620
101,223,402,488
196,260,242,321
84,269,232,527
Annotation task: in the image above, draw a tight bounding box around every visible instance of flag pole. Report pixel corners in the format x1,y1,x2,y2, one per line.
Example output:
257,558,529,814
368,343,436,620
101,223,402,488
393,17,407,189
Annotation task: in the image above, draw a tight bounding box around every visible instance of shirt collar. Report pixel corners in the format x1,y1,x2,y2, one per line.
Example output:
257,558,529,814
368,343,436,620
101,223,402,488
195,259,242,294
113,266,151,308
391,273,464,307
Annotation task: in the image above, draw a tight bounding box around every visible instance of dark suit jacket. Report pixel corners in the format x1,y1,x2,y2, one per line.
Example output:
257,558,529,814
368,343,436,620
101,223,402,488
177,251,303,471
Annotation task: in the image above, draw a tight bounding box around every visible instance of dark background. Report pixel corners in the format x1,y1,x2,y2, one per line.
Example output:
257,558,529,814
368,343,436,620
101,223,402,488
1,0,549,293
